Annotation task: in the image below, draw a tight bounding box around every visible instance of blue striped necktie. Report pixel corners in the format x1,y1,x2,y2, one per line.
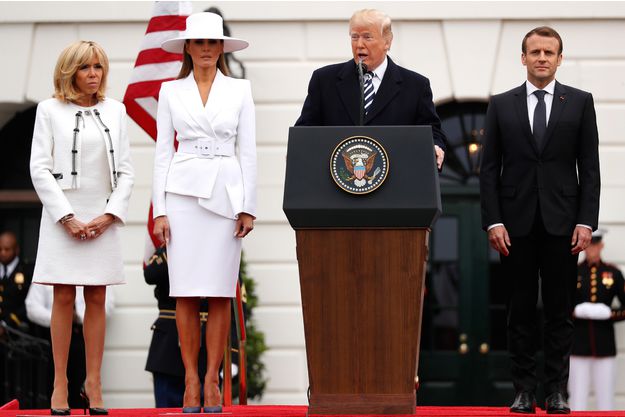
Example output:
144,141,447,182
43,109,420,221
363,71,375,115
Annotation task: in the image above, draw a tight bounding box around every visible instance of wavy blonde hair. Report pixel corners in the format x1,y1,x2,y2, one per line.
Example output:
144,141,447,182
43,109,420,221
53,40,109,104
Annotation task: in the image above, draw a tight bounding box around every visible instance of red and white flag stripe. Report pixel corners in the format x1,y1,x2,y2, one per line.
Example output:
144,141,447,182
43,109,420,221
122,1,192,264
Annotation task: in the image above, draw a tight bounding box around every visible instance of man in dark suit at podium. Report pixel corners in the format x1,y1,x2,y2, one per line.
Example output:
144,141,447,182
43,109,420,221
480,26,600,414
295,8,447,170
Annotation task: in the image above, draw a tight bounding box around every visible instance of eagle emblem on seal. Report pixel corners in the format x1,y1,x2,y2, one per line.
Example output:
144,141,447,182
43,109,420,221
330,136,389,195
342,148,378,187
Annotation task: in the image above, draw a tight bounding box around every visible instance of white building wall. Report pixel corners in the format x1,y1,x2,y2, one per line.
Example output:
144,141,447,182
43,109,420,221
1,0,625,409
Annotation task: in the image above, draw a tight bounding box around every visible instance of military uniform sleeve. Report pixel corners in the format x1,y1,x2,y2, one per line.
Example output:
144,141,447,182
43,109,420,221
611,267,625,322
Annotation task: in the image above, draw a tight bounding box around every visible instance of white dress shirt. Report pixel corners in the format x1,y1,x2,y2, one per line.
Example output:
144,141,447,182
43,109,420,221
0,256,19,279
368,56,388,94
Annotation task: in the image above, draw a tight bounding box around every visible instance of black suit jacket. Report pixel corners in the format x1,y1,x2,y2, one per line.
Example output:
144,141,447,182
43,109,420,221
480,81,600,237
295,57,447,150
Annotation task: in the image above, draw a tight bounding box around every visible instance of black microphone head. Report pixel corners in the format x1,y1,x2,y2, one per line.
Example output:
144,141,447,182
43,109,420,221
361,62,368,73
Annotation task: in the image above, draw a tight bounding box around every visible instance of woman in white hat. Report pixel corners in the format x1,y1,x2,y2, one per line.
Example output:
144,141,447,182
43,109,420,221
152,12,256,414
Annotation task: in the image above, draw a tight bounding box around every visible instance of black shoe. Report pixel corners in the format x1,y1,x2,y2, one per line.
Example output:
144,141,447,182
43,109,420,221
545,392,570,414
50,408,71,416
81,388,109,415
182,406,202,413
510,391,536,414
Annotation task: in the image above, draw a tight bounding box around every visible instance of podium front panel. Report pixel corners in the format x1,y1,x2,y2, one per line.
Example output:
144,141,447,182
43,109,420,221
283,126,441,228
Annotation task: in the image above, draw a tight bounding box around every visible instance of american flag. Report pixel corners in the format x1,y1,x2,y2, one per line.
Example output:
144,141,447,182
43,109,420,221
123,1,191,263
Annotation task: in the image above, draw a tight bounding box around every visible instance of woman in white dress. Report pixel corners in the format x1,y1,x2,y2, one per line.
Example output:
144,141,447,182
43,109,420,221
153,12,256,414
30,40,134,415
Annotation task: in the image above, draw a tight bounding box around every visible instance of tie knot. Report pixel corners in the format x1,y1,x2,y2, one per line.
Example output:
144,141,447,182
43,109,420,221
364,71,374,81
534,90,547,101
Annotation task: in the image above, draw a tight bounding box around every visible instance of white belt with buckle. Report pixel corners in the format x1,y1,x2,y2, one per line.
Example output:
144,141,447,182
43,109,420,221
177,138,235,158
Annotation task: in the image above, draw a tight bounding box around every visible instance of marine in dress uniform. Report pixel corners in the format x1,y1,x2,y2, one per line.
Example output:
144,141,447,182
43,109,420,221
568,230,625,410
143,247,207,408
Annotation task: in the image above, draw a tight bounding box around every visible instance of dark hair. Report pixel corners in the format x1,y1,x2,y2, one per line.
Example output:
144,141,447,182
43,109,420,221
522,26,563,55
177,40,230,79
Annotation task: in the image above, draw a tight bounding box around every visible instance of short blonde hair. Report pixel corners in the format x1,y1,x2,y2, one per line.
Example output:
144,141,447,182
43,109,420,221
349,9,393,43
53,40,109,104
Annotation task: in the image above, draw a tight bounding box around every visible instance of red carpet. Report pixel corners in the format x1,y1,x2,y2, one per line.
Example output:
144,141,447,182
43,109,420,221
1,405,624,417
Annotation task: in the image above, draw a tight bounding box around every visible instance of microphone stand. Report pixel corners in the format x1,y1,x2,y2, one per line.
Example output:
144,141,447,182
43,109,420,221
357,59,367,126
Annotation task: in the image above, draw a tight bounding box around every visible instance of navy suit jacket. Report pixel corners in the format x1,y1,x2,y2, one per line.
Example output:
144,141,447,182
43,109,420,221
295,57,447,150
480,81,600,237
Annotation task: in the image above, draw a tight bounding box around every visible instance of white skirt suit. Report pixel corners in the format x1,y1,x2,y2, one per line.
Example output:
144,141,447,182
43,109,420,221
30,98,134,285
152,71,257,297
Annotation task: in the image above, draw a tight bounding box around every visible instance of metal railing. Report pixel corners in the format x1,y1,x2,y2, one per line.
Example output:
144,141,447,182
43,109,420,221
0,321,51,409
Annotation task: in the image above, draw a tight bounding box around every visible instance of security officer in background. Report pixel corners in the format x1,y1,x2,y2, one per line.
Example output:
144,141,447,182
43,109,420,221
568,229,625,410
0,231,33,404
0,231,33,334
144,246,207,408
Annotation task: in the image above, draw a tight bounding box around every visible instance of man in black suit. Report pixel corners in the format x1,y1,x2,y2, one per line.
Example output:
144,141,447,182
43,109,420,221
295,8,446,169
480,27,600,414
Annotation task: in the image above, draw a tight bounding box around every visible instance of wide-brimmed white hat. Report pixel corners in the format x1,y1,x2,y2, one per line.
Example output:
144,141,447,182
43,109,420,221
161,12,249,54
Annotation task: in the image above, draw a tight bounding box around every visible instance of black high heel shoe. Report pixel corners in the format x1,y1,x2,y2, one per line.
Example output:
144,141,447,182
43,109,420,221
80,389,108,415
50,408,71,416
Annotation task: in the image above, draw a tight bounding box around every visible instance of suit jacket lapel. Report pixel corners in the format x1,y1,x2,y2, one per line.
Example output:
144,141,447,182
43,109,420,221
365,57,402,123
335,60,361,125
542,81,567,151
204,70,226,126
177,73,216,137
513,82,539,154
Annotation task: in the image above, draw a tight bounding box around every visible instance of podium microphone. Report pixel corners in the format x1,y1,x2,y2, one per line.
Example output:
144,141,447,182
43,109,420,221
357,58,368,126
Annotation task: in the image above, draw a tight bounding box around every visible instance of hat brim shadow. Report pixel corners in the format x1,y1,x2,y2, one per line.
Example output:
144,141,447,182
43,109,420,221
161,37,249,54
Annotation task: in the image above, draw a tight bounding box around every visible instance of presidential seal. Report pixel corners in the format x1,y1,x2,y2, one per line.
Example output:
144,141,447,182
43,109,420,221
330,136,389,194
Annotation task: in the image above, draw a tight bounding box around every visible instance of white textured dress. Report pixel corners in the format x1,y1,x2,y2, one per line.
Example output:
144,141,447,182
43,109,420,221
30,99,134,286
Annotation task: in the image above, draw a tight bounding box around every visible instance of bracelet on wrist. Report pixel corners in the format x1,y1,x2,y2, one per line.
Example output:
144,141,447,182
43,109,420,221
59,214,74,224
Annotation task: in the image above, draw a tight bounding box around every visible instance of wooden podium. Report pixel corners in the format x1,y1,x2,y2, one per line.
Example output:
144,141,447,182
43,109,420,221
283,126,441,415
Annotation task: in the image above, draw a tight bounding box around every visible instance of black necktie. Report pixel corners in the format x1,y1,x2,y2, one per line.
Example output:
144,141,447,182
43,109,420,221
533,90,547,150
